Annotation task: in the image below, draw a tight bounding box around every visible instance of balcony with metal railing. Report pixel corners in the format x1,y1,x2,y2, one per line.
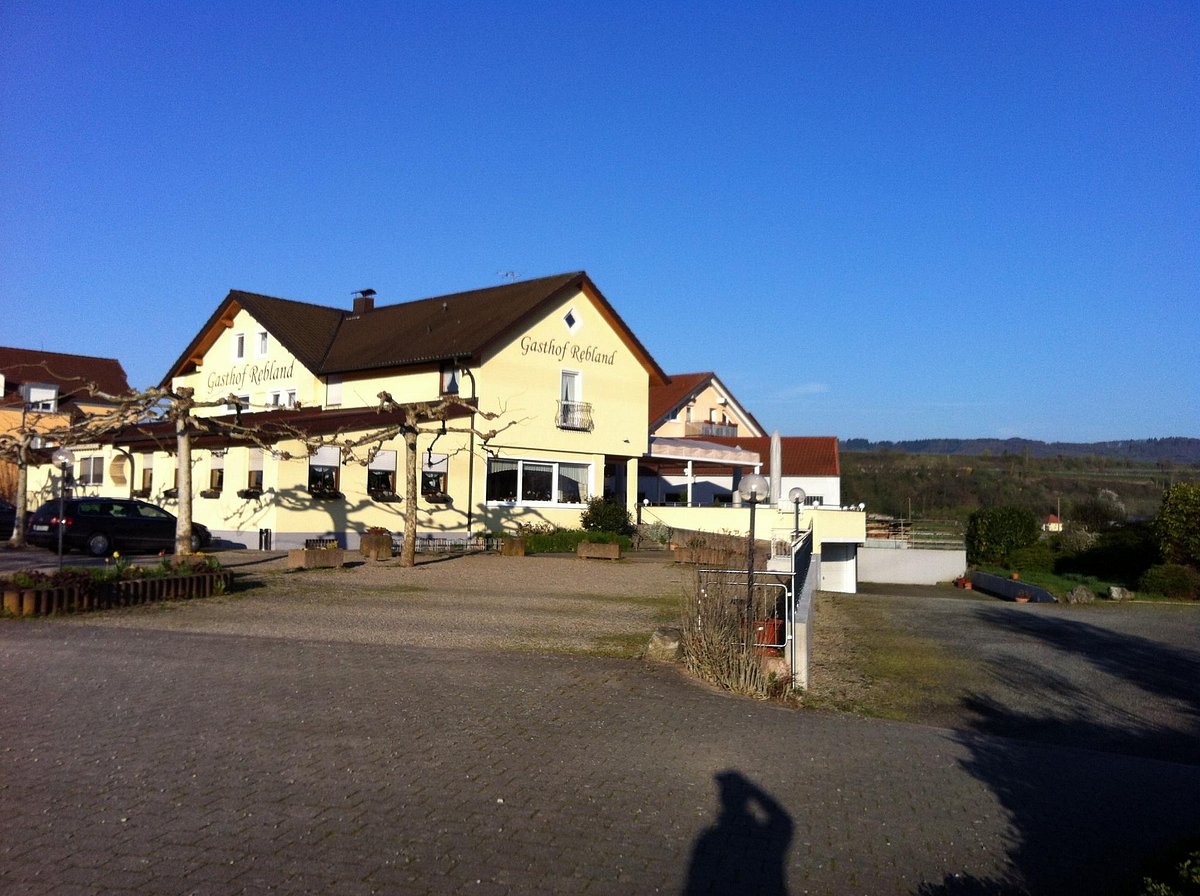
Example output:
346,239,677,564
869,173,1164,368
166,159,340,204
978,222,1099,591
685,421,738,438
556,400,593,431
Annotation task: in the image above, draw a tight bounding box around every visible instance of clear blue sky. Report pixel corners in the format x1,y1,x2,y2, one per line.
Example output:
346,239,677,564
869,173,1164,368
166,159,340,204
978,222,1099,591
2,1,1196,442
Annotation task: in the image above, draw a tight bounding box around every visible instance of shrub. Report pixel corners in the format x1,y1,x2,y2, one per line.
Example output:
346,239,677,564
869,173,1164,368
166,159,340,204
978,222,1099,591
580,497,634,535
1138,564,1200,601
1008,541,1055,574
522,528,632,554
679,573,789,699
966,506,1041,565
1055,522,1160,586
1154,483,1200,568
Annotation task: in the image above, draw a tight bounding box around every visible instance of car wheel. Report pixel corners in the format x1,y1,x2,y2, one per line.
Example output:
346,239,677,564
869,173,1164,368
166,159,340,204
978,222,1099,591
87,532,111,557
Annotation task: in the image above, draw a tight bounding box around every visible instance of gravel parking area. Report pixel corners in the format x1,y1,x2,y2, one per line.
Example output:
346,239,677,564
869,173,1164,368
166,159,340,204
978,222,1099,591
60,551,693,656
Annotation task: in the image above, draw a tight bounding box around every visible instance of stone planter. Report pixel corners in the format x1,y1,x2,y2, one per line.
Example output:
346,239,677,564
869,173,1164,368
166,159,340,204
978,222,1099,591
359,533,393,561
288,547,345,570
500,537,526,557
577,541,621,560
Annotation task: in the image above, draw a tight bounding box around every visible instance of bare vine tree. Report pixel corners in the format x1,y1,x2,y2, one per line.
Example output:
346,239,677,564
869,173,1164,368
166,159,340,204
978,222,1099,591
4,362,517,564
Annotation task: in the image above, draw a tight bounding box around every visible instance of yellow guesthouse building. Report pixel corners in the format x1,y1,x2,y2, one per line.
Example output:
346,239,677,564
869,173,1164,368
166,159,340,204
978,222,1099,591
101,272,667,550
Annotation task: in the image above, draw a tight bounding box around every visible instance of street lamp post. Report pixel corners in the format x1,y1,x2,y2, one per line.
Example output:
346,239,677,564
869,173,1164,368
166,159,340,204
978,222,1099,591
51,447,75,571
788,486,807,535
737,472,770,653
444,364,478,541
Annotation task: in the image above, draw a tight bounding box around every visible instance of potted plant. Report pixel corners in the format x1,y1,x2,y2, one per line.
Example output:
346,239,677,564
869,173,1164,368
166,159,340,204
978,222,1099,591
360,527,393,560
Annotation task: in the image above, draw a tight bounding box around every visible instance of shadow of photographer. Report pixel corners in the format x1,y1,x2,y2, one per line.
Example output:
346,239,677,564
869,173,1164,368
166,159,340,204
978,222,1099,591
683,770,793,896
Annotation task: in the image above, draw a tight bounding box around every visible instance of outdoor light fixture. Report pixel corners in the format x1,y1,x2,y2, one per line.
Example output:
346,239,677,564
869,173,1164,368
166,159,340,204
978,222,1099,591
51,446,75,570
788,486,807,535
737,473,770,652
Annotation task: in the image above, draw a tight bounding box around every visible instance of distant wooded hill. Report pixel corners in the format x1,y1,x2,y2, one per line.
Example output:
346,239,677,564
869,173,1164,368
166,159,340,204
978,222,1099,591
840,437,1200,465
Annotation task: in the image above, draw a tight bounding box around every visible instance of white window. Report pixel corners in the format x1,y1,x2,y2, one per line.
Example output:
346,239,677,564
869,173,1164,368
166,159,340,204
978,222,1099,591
78,456,104,486
368,449,397,495
326,376,342,407
270,391,282,407
422,452,448,497
256,330,269,357
485,458,589,505
208,453,225,492
286,389,296,406
234,332,246,360
247,448,264,491
308,445,341,494
22,383,58,412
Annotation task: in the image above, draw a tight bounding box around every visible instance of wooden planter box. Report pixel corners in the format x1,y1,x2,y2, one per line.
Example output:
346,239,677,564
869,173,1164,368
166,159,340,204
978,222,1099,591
359,533,393,561
287,547,345,570
499,537,526,557
577,541,621,560
1,572,232,618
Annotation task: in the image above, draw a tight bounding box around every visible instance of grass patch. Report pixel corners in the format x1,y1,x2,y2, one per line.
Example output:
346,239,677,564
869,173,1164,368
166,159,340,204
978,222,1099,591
803,595,984,724
586,631,655,658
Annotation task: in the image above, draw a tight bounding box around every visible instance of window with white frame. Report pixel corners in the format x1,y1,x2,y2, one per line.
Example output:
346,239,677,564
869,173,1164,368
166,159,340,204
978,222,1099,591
422,452,448,497
326,376,342,407
208,453,225,492
22,383,58,412
78,456,104,486
139,454,153,493
256,330,268,357
269,390,298,408
247,448,264,491
485,457,589,505
368,449,397,495
308,445,341,495
234,332,246,360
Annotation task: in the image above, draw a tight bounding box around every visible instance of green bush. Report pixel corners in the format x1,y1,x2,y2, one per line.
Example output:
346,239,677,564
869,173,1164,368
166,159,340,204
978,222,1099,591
580,497,634,535
1055,522,1160,586
1008,541,1055,574
1138,564,1200,601
965,506,1041,565
523,528,632,554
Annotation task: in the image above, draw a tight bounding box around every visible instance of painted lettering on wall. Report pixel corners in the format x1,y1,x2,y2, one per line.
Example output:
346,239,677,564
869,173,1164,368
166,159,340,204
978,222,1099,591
519,336,616,366
205,359,296,392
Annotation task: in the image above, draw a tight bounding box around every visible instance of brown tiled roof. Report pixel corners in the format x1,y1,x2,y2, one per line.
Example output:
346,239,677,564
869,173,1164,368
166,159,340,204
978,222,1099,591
648,371,766,434
0,347,133,407
163,272,668,386
699,436,841,477
648,372,711,427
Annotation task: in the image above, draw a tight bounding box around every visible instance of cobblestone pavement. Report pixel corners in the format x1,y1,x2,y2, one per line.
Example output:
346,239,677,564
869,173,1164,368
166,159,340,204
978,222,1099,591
2,557,1199,895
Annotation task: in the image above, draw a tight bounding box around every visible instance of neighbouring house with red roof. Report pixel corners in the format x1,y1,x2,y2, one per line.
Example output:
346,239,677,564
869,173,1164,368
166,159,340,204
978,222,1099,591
0,347,133,506
639,371,842,508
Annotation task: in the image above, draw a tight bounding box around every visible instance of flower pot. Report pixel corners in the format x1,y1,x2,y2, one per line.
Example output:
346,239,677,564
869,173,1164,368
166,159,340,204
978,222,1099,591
360,533,393,560
287,547,345,569
753,618,784,655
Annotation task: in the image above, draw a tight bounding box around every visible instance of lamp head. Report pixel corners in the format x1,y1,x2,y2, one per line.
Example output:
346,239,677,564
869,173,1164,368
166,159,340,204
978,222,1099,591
738,473,770,503
788,486,807,505
52,447,75,467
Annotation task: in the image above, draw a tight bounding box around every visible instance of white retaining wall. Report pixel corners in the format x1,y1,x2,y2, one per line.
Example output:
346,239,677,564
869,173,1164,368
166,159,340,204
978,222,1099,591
857,543,967,585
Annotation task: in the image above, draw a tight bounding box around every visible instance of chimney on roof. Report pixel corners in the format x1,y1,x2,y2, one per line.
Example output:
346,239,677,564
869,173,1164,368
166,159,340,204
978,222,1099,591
352,288,376,315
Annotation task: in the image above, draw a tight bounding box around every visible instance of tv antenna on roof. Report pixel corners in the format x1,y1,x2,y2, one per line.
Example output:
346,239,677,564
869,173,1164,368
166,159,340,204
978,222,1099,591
353,288,376,299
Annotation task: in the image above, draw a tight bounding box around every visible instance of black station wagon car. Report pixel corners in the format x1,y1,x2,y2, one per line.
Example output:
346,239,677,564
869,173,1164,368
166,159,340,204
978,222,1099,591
26,498,211,557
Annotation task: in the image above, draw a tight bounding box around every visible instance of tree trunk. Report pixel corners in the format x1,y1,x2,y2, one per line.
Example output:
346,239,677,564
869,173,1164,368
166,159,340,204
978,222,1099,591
400,427,419,567
175,389,194,555
7,435,29,548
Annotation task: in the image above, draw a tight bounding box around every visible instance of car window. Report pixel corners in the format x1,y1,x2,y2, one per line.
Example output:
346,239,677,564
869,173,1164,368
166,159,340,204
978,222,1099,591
109,504,129,518
136,504,172,520
78,502,108,516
